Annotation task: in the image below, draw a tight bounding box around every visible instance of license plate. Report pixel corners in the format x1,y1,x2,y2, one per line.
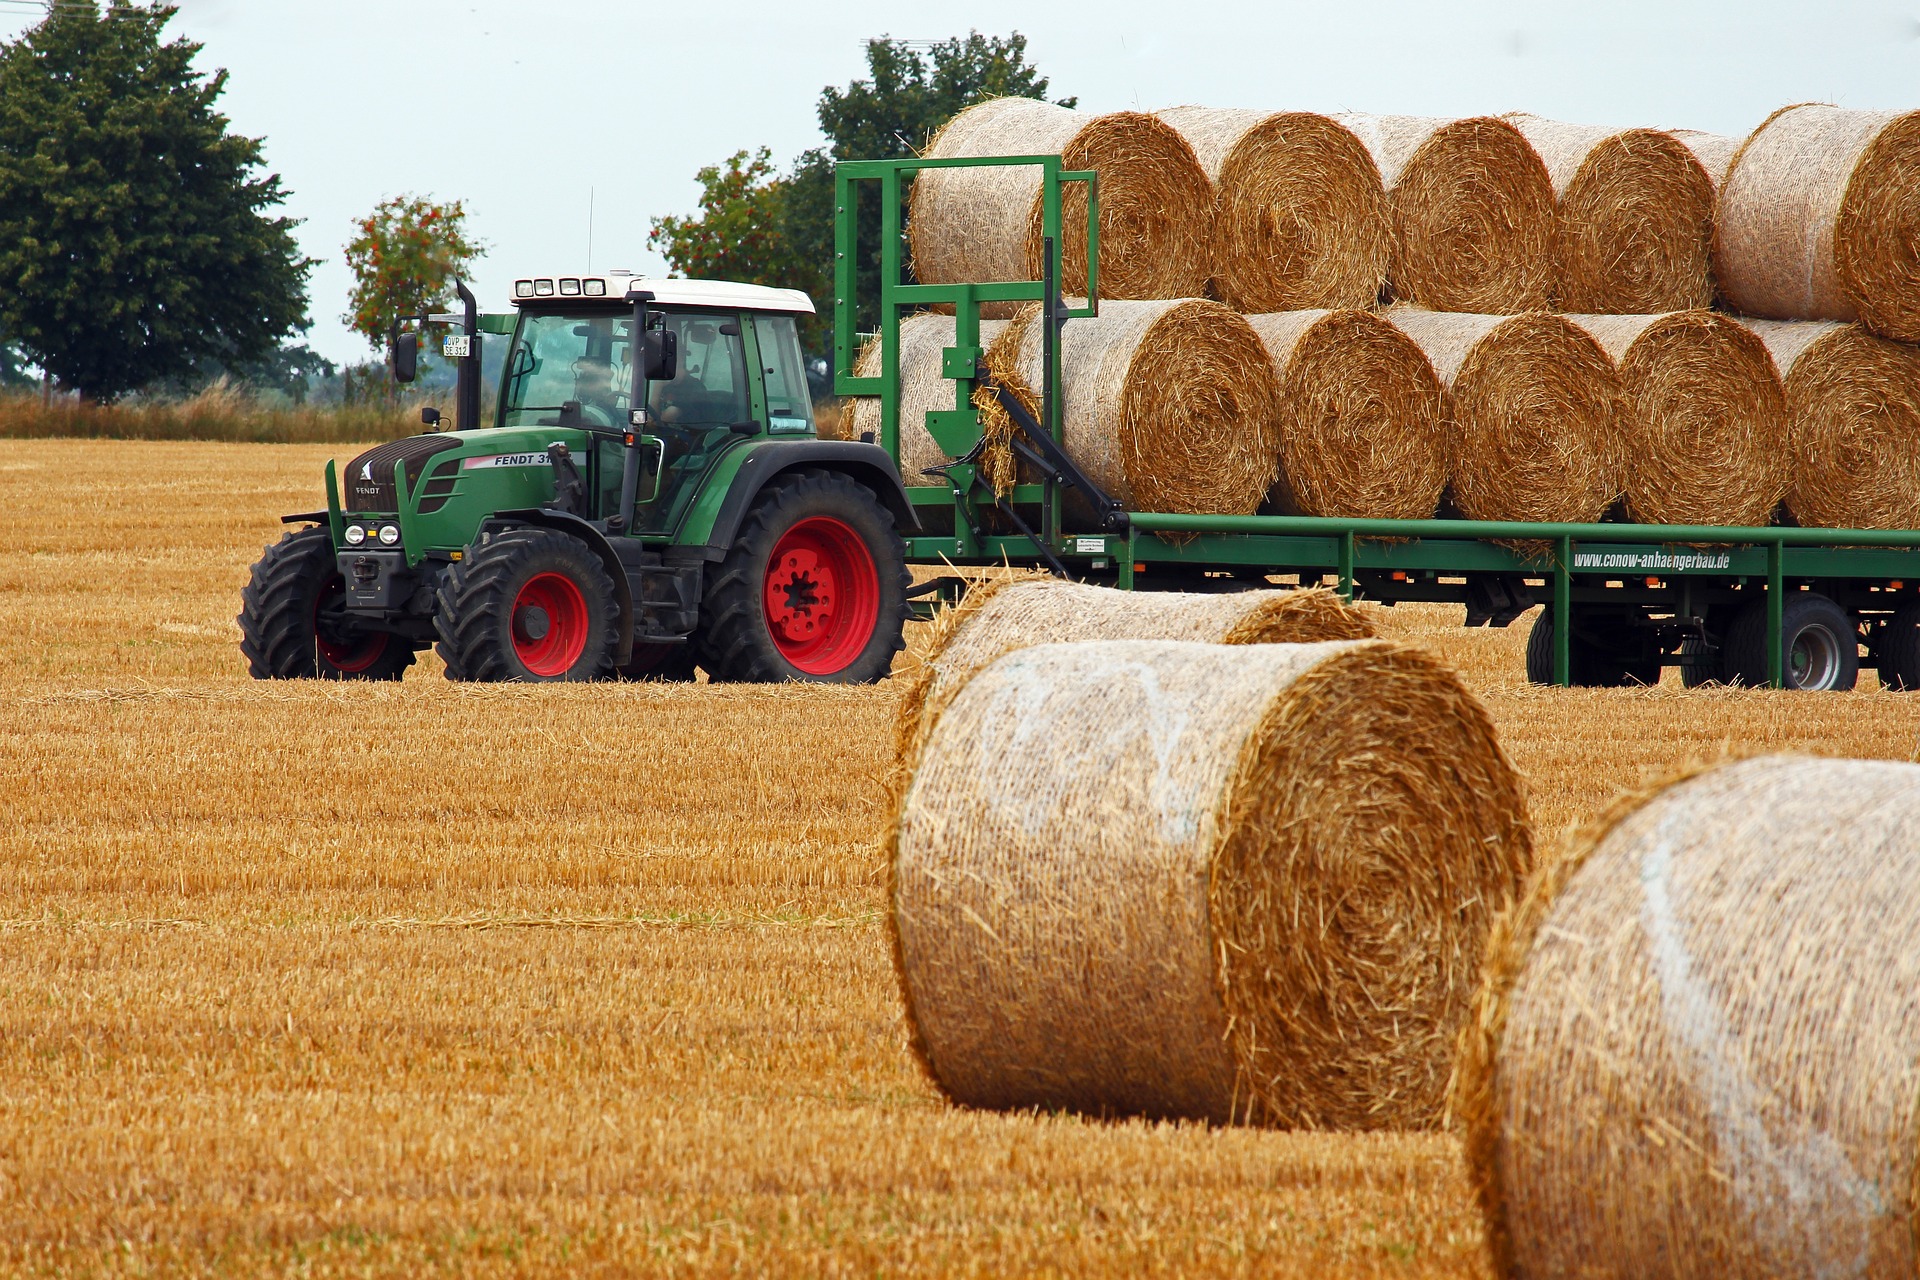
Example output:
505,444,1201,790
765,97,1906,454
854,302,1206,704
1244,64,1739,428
442,336,473,359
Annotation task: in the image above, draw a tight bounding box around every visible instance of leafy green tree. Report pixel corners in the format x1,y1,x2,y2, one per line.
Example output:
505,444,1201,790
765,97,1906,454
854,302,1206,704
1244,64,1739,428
343,195,486,356
0,3,312,401
651,32,1068,361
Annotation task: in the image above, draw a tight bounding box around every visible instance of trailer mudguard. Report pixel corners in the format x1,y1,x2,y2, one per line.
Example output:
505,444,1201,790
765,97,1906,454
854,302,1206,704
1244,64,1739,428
683,440,920,561
480,509,638,664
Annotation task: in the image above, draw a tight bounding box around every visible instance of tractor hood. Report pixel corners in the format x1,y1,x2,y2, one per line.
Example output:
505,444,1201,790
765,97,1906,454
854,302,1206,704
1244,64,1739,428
342,435,465,513
340,426,597,524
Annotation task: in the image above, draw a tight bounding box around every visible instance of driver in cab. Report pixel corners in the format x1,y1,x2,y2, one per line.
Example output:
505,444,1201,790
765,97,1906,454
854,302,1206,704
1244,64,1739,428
571,356,622,427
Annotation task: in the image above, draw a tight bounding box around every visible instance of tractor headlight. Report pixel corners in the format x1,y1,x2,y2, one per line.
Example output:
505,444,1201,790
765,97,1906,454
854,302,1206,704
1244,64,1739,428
378,524,401,546
344,524,366,545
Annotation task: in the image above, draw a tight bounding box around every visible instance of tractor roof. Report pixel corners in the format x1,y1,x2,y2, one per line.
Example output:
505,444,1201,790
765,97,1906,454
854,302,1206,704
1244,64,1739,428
509,274,814,314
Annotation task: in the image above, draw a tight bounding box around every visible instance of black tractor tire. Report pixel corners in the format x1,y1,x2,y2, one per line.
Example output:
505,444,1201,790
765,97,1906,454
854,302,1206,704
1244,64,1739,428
1678,634,1723,688
1525,611,1660,687
1878,604,1920,691
696,469,908,684
238,527,415,681
618,642,702,682
435,528,619,682
1723,593,1859,690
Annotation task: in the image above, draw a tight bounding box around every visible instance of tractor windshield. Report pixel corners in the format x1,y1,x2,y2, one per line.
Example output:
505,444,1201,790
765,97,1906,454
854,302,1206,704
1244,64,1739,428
499,309,752,432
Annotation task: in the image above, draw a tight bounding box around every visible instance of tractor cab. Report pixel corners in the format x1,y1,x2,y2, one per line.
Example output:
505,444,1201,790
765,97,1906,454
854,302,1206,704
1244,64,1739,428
495,276,817,534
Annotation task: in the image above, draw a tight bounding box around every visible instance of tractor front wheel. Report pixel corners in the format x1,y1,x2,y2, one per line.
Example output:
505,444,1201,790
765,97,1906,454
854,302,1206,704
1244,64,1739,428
238,527,415,681
697,470,908,683
435,529,619,682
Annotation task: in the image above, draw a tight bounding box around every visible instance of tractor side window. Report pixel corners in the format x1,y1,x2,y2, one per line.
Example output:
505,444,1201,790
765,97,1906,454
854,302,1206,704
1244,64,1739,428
648,314,748,427
753,314,814,433
501,312,633,429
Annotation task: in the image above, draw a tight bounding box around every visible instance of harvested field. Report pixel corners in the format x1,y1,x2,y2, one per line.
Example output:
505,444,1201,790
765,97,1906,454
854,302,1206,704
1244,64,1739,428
6,439,1920,1275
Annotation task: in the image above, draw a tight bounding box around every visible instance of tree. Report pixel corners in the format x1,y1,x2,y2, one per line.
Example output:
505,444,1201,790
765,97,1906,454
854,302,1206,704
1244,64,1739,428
650,32,1069,358
0,3,312,401
343,195,486,355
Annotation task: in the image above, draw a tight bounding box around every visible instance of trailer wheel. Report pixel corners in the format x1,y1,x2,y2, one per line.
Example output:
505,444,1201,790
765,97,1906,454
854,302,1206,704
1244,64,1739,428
239,527,415,681
1525,611,1660,687
1880,605,1920,691
697,469,908,683
1724,594,1859,690
435,528,619,682
1678,634,1723,688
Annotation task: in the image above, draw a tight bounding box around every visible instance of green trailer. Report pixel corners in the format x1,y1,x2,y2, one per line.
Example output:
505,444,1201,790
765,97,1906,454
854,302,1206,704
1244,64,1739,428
833,152,1920,691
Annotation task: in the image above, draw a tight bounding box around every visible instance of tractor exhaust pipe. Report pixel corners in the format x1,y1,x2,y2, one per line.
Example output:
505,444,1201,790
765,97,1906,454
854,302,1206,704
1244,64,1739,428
454,279,481,433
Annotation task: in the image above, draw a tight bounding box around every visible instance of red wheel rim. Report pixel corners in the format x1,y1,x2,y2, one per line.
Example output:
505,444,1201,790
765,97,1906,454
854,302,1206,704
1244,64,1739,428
762,516,880,675
512,572,590,677
313,575,389,673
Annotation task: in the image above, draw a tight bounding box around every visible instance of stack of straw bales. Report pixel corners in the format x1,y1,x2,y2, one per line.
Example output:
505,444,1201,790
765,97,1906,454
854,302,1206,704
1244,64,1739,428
1456,755,1920,1277
887,95,1920,531
910,98,1213,311
891,633,1530,1129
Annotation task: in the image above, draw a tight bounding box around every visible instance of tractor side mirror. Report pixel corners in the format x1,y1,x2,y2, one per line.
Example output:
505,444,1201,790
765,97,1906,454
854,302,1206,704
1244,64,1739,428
640,328,677,382
391,331,419,384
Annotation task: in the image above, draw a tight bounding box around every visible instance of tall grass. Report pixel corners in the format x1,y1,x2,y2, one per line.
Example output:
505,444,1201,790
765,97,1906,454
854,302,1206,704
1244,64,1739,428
0,380,419,444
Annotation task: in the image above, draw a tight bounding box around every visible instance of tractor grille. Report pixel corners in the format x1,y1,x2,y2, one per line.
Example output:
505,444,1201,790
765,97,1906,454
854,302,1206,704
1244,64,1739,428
344,436,462,513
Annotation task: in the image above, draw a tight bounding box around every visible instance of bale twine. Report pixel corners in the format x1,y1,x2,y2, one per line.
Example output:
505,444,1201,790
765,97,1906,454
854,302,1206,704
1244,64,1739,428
1247,309,1448,519
909,97,1212,314
891,638,1531,1129
1716,104,1920,342
899,578,1375,753
1566,311,1788,527
844,315,1014,485
978,298,1280,514
1388,309,1623,523
1503,114,1718,313
1336,113,1555,313
1156,106,1390,313
1739,318,1920,530
1455,755,1920,1279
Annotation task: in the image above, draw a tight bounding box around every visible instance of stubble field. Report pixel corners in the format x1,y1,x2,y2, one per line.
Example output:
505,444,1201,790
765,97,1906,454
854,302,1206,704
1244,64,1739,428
3,439,1917,1276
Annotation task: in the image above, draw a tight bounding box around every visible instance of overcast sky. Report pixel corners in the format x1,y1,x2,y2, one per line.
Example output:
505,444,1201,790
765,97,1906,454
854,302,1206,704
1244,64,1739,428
4,0,1918,365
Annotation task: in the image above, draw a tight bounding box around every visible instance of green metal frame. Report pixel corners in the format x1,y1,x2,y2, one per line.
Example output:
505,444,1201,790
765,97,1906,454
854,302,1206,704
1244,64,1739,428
832,154,1920,690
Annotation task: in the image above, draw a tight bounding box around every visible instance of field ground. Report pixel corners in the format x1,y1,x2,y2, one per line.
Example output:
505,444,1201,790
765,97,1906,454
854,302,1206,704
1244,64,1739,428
2,440,1916,1276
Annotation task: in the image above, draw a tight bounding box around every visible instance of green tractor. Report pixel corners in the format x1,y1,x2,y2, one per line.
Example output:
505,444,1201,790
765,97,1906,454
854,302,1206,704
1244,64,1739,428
239,275,914,683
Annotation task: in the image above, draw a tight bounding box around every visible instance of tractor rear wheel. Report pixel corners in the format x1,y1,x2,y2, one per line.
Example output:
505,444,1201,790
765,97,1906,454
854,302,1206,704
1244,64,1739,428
238,527,415,680
435,528,619,682
697,469,908,683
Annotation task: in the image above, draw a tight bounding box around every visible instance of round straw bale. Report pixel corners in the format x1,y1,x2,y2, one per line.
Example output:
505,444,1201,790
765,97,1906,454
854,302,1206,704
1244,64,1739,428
1738,318,1920,530
1388,309,1623,523
1504,114,1717,313
900,578,1374,751
843,314,1014,484
1455,755,1920,1279
892,638,1530,1129
1156,106,1390,313
1336,114,1555,313
1566,311,1788,527
1669,128,1742,188
1247,309,1448,519
1716,104,1920,341
980,298,1280,514
909,97,1212,312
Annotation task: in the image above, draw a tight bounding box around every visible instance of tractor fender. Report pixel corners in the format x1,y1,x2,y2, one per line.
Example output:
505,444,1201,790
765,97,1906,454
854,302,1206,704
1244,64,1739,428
694,441,920,562
479,509,637,664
